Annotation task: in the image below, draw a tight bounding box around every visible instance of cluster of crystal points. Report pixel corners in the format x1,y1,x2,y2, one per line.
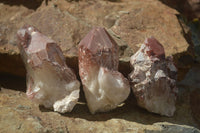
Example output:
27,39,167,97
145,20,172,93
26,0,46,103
17,25,80,113
17,25,178,116
78,27,130,114
129,37,178,117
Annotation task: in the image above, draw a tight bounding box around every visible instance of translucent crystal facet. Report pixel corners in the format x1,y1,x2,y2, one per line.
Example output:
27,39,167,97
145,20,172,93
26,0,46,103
17,25,80,113
79,27,130,114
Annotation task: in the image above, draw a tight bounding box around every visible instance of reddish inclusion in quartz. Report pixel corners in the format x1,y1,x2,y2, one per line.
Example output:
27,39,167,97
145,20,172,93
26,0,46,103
79,27,118,70
78,27,130,114
129,37,177,117
145,37,165,59
17,25,80,113
79,27,116,54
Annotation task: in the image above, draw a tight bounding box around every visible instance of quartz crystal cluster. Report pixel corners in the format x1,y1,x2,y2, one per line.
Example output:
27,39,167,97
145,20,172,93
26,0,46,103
17,25,80,113
129,37,178,117
17,24,178,117
79,27,130,114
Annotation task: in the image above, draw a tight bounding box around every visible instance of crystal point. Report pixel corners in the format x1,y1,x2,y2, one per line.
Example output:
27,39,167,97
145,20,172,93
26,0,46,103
144,37,165,59
17,25,80,113
129,37,178,117
79,27,130,114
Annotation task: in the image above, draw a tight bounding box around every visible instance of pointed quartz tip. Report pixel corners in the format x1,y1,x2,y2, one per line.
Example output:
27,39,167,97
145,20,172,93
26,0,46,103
17,25,39,40
79,27,117,53
144,37,165,59
17,25,40,48
17,25,55,54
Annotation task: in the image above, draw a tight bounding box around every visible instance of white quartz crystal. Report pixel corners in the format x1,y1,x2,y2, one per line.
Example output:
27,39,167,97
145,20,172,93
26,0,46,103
17,25,80,113
79,27,130,114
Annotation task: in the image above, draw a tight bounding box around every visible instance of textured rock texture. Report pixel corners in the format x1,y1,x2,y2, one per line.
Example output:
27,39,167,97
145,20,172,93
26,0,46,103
0,0,192,78
17,25,80,113
110,1,190,57
190,88,200,127
79,27,130,114
129,37,178,117
0,88,199,133
179,65,200,126
161,0,200,20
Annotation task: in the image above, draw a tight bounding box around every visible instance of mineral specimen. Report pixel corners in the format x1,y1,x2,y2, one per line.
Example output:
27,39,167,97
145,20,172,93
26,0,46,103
17,25,80,113
129,37,178,117
79,27,130,114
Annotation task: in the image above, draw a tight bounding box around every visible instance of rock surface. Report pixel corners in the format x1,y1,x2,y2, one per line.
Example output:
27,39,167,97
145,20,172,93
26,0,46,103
190,88,200,127
0,87,199,132
129,37,178,117
110,0,190,57
178,65,200,126
79,27,130,114
17,25,80,113
161,0,200,20
0,0,192,78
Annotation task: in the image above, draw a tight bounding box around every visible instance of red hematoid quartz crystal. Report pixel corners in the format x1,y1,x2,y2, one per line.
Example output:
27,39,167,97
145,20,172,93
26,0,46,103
129,37,178,117
79,27,130,114
17,25,80,113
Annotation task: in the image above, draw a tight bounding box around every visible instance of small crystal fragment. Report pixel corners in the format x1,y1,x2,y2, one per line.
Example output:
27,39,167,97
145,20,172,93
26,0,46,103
17,25,80,113
129,37,178,117
79,27,130,114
